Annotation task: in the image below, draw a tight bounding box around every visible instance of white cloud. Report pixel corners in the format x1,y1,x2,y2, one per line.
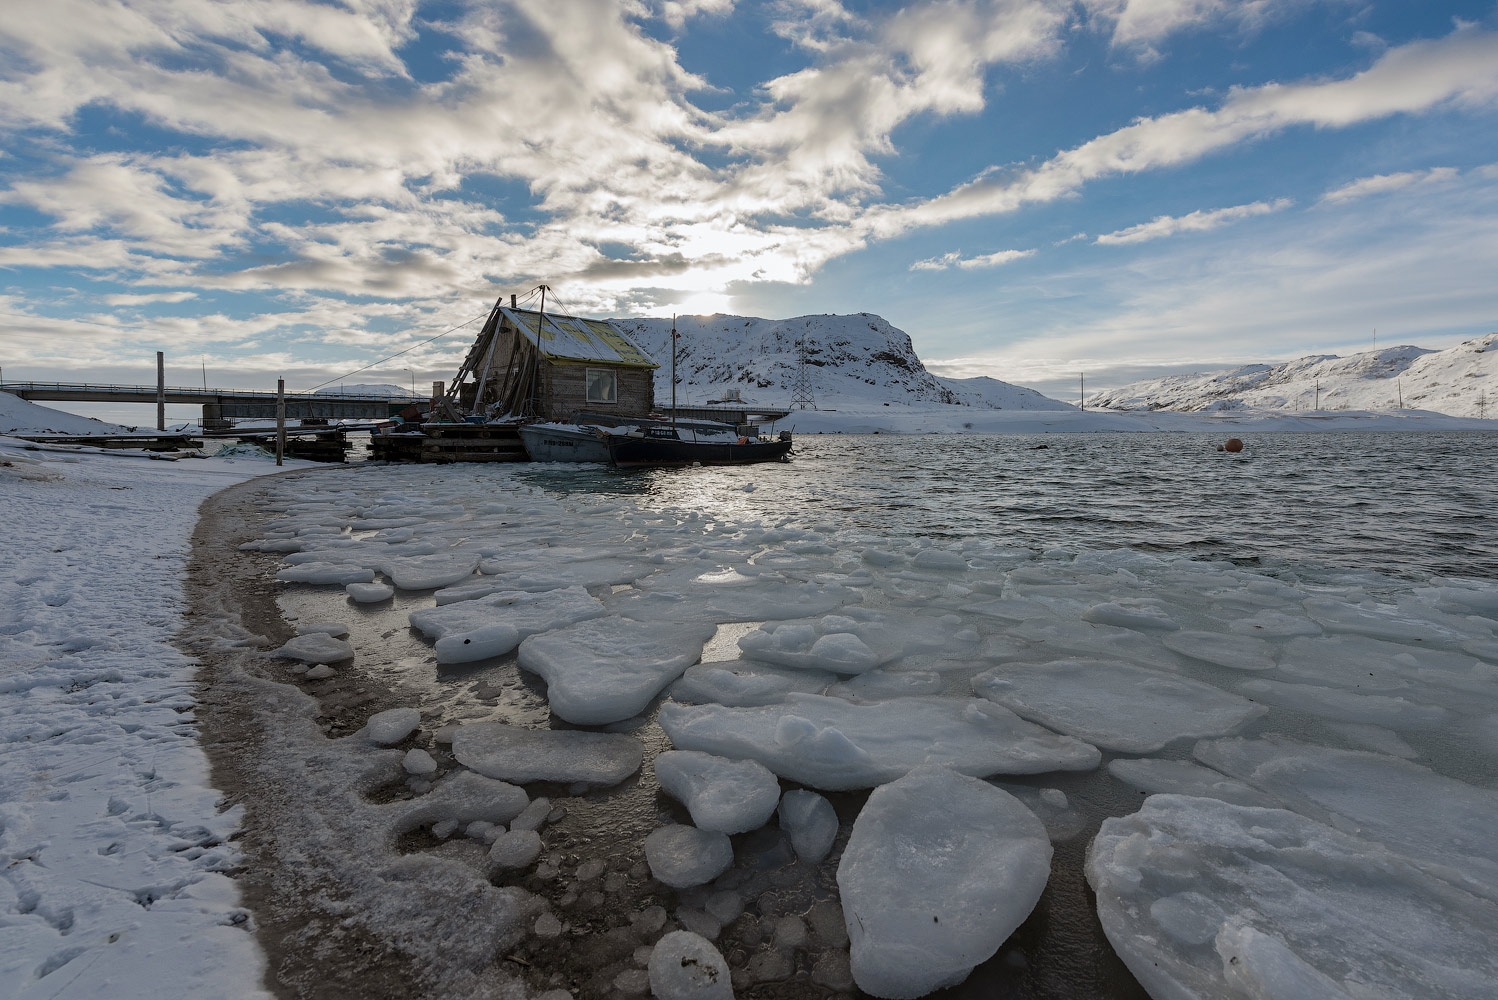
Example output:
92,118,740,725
911,248,1035,270
862,27,1498,241
1082,0,1314,59
1095,197,1291,244
659,0,735,30
1320,167,1459,203
103,291,200,306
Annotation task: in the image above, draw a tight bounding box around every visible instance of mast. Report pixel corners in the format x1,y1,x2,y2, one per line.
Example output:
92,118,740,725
671,314,677,426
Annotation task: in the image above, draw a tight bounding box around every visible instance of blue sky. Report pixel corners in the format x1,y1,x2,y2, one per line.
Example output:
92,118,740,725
2,0,1496,406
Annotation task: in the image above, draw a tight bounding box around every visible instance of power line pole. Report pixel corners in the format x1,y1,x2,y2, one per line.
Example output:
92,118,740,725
789,334,816,410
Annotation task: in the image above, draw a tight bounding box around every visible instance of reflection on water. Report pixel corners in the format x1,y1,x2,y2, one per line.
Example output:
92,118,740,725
509,430,1498,580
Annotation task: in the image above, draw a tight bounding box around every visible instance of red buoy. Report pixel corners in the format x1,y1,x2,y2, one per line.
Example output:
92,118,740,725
1224,438,1244,453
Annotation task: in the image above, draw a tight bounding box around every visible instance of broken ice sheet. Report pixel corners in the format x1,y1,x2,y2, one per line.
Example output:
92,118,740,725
451,722,642,787
658,693,1099,791
1088,794,1498,1000
973,659,1265,753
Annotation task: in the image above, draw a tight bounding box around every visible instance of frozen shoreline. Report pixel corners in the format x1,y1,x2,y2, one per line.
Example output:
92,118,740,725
0,439,284,1000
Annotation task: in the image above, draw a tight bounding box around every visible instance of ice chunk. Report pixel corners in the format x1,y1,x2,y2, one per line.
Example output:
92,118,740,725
644,824,733,888
838,766,1051,998
737,609,962,675
410,586,607,663
1227,609,1322,638
1087,795,1498,1000
1082,600,1179,631
305,664,335,679
911,548,968,571
296,621,349,637
403,748,438,775
1195,736,1498,901
607,576,853,623
1303,596,1474,646
409,585,606,641
1162,630,1276,671
655,751,781,834
827,670,943,701
489,829,542,869
384,553,480,591
434,624,522,664
658,694,1099,791
1106,758,1276,808
974,660,1264,753
778,789,838,864
275,632,355,663
363,707,420,745
518,617,715,725
346,581,394,603
1236,678,1450,730
1006,619,1181,670
647,930,733,1000
451,722,642,787
393,770,529,833
670,660,834,707
276,562,376,585
1322,722,1417,758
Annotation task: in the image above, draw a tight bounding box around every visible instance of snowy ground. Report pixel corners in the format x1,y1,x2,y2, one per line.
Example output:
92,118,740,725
0,437,307,1000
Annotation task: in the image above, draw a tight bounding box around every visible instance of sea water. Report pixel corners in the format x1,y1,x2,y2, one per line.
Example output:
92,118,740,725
257,429,1498,999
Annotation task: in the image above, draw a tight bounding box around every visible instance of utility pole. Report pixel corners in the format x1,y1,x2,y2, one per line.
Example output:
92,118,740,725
156,351,166,431
1080,372,1085,411
275,378,286,466
1314,378,1320,411
1397,378,1403,409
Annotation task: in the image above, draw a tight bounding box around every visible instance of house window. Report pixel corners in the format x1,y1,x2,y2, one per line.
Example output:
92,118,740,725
586,368,617,404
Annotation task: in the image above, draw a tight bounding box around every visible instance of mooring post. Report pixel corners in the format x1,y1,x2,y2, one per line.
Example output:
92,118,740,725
276,378,286,466
156,351,166,431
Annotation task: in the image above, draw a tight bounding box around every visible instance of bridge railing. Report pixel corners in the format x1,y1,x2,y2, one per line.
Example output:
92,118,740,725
1,381,416,402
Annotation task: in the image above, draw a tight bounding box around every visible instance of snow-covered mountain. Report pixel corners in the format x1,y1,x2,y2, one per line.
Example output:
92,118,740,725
1,391,132,435
609,312,1071,411
1087,334,1498,418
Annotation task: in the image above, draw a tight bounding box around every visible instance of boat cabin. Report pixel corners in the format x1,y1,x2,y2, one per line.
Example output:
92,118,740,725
448,297,659,421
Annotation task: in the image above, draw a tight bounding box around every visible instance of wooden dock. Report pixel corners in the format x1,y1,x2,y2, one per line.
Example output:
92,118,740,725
369,422,527,463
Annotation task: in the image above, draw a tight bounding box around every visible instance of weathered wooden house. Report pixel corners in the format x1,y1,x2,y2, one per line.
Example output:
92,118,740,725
448,296,659,420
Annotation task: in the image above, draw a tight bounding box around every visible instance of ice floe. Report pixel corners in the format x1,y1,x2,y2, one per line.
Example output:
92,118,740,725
648,930,733,999
274,632,355,663
1088,794,1498,1000
973,659,1265,752
838,766,1052,998
658,693,1099,790
408,586,607,663
654,750,782,834
644,824,734,888
518,617,715,724
451,722,643,787
778,789,838,863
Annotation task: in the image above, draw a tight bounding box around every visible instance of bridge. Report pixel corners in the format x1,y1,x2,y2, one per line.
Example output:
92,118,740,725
1,381,413,429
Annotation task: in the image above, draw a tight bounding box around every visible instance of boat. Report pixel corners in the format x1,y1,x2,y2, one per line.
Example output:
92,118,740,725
515,421,614,463
605,422,793,467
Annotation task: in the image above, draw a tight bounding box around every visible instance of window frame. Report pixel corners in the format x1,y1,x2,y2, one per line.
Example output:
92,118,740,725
585,367,618,404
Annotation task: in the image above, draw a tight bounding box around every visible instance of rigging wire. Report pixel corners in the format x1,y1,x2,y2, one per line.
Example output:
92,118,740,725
305,311,487,392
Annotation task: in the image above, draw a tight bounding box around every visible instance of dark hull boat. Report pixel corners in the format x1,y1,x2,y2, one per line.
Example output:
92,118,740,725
606,424,792,467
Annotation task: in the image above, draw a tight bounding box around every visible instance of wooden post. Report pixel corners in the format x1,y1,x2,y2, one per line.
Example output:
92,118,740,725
275,378,286,466
156,351,166,431
1079,372,1085,411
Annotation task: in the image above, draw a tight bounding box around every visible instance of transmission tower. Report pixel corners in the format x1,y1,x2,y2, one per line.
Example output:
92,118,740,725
788,334,817,410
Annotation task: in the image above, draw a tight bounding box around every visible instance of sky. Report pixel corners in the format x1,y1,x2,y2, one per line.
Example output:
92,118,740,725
2,0,1497,411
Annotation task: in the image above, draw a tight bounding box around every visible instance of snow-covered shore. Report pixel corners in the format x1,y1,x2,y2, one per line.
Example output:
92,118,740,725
0,438,292,1000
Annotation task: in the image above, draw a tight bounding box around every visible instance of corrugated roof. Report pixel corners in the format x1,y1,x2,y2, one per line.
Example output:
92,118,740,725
501,308,659,369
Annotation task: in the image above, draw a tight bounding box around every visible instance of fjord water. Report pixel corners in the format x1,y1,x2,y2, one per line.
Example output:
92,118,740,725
518,430,1498,580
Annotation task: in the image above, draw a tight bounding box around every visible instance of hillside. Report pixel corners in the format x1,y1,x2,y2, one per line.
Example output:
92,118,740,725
0,391,133,435
609,313,1071,412
1088,334,1498,417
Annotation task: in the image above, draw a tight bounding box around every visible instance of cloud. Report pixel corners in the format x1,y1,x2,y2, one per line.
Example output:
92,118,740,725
862,27,1498,241
103,291,200,306
659,0,735,30
1095,198,1292,244
910,248,1034,270
1081,0,1314,59
1320,166,1460,203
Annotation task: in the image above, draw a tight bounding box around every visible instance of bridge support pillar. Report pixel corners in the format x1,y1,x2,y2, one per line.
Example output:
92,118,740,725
156,352,165,431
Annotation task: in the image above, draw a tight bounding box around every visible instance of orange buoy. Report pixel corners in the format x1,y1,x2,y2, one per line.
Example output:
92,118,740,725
1224,438,1244,453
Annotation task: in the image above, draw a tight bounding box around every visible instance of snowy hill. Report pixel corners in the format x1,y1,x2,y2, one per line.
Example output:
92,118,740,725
1087,334,1498,417
313,383,420,398
609,313,1072,412
0,390,133,435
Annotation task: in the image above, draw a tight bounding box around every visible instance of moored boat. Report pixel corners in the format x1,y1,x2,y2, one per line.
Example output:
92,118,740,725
605,423,792,466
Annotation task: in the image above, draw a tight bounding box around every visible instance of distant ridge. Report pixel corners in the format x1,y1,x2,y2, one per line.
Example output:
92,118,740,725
1087,334,1498,418
610,312,1071,411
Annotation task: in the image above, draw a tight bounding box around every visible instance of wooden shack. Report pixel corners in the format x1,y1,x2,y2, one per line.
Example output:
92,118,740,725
447,296,659,421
